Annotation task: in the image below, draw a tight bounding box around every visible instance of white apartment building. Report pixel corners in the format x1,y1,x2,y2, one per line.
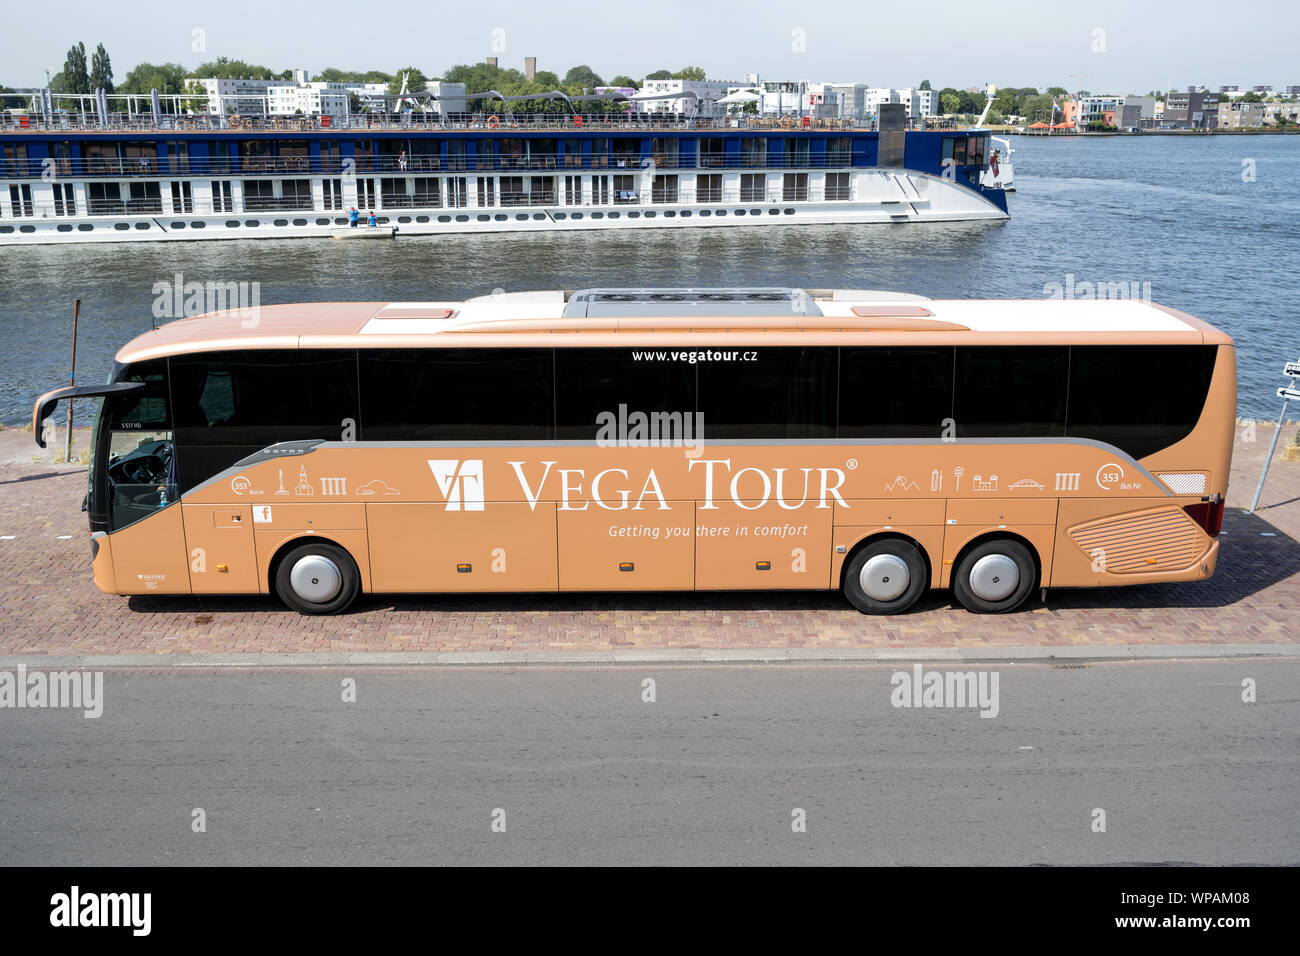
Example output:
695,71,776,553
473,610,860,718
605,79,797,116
195,77,281,115
635,77,732,115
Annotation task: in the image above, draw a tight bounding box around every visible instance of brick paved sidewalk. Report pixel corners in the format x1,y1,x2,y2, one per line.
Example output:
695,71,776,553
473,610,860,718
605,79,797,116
1,423,1297,655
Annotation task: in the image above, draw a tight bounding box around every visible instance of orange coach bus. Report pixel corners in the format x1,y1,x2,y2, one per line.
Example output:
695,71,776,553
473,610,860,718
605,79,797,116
33,287,1235,615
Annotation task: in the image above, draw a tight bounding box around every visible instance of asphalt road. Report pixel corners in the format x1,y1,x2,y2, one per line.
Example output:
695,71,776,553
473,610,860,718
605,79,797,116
1,660,1296,866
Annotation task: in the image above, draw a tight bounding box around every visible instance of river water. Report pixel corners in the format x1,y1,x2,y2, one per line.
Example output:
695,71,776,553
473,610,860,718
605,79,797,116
1,133,1297,423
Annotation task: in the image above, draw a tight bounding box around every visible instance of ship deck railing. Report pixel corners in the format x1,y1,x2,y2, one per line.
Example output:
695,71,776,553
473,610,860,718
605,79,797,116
0,111,949,136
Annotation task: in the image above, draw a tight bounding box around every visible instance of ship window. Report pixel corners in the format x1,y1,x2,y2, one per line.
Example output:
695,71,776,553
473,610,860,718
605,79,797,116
57,224,73,232
438,215,452,223
134,222,150,229
190,221,205,229
114,223,131,231
19,225,34,232
225,220,240,227
293,218,307,226
171,221,186,229
77,224,94,231
273,219,288,227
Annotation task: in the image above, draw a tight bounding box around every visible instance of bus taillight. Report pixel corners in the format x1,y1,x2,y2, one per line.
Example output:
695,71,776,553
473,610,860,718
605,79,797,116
1183,500,1225,537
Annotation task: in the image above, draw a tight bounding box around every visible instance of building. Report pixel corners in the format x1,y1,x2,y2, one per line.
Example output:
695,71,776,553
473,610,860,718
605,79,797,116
195,77,282,115
267,82,350,116
1077,94,1125,127
1217,99,1266,129
1163,90,1217,128
635,77,732,115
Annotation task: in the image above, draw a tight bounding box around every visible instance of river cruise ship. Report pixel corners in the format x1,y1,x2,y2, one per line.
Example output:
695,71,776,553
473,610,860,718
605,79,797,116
0,110,1008,245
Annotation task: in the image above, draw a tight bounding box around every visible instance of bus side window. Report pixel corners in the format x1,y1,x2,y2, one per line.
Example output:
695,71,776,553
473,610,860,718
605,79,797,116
954,347,1068,438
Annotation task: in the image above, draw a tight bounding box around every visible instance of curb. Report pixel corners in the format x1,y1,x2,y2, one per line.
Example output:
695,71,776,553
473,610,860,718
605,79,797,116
0,644,1296,669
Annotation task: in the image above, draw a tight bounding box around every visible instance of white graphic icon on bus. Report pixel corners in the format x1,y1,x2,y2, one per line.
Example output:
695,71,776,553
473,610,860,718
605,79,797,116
429,459,485,511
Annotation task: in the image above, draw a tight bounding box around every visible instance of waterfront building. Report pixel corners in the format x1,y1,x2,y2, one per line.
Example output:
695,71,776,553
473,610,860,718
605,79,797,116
635,78,732,116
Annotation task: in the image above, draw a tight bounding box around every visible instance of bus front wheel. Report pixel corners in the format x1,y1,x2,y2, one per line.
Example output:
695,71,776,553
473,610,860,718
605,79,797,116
952,539,1036,614
274,541,361,615
842,538,928,614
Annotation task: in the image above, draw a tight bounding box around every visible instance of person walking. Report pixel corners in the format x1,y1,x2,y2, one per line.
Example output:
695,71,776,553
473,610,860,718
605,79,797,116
367,210,377,227
348,206,359,228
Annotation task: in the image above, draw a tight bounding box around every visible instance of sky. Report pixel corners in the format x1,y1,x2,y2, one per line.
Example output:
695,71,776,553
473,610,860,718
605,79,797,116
5,0,1296,94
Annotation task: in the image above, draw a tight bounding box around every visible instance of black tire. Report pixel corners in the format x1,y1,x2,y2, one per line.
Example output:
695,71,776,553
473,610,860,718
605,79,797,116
951,538,1036,614
842,538,928,615
273,541,361,615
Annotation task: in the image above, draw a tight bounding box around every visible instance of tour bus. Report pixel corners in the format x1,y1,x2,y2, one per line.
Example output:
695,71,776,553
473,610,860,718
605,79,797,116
33,287,1235,616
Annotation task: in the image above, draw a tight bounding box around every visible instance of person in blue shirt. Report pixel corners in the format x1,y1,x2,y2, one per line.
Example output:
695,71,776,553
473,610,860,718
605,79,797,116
348,206,359,228
367,210,377,227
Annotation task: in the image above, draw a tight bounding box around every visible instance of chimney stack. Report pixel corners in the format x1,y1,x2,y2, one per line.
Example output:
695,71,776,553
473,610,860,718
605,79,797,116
525,57,536,82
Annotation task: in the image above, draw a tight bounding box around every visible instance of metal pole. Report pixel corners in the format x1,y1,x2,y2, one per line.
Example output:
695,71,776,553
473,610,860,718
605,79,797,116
65,298,80,462
1249,379,1294,513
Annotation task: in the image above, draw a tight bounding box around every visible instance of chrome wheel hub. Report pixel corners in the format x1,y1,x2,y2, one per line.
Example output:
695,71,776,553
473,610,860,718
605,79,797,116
290,555,342,603
860,553,910,602
968,554,1019,602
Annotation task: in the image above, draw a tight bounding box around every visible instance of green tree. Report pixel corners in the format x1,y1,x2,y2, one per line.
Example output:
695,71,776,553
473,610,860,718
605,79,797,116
608,75,638,89
119,62,189,95
60,42,90,94
315,67,393,84
193,57,278,80
1046,86,1068,96
673,66,706,81
940,91,961,114
563,65,603,90
181,79,208,114
919,79,931,90
1241,91,1263,103
89,43,113,93
644,69,673,80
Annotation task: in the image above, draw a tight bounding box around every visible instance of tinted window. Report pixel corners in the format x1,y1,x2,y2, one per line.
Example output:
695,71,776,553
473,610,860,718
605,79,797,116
556,349,695,440
954,347,1068,438
839,347,953,438
697,348,836,439
1067,345,1216,459
359,349,552,440
169,350,358,490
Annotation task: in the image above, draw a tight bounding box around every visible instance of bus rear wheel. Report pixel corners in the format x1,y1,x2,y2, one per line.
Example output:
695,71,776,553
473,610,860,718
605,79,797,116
842,539,928,614
952,539,1036,614
274,541,361,615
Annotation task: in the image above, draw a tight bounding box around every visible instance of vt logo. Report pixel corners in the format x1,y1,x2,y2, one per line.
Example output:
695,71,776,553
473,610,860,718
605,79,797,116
428,459,485,511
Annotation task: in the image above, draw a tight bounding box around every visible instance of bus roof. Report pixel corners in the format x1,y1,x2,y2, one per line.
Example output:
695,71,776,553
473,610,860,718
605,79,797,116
116,289,1232,364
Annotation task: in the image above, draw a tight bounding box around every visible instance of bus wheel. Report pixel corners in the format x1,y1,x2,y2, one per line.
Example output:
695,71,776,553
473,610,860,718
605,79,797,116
842,539,927,614
274,542,360,615
952,539,1036,614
